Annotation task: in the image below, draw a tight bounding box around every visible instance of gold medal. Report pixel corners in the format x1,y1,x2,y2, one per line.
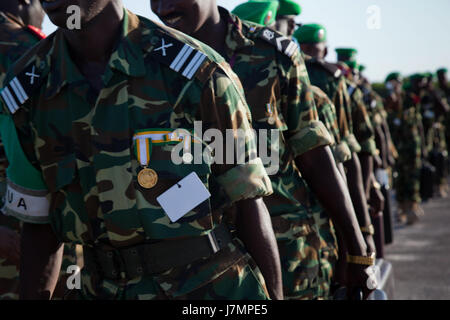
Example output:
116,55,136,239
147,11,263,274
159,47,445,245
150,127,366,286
138,168,158,189
268,117,275,125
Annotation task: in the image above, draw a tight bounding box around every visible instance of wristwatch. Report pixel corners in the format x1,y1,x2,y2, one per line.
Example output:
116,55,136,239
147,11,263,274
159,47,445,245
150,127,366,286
361,224,375,236
347,252,376,266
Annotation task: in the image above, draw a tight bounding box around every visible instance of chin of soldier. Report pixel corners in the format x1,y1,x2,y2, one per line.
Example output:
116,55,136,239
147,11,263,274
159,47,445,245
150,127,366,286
41,0,72,24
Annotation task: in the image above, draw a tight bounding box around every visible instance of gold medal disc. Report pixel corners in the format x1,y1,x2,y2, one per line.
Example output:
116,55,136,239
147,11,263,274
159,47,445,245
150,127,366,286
268,117,275,125
138,168,158,189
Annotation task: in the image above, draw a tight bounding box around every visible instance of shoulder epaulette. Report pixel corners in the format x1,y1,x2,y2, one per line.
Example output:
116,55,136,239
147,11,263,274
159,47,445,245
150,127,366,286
149,30,209,80
308,58,342,79
1,61,45,114
258,28,298,58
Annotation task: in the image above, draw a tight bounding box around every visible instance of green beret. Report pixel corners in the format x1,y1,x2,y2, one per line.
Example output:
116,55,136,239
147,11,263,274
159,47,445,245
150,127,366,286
345,60,359,71
232,0,279,26
359,64,366,72
293,23,327,44
437,68,448,75
409,73,425,81
385,72,401,83
277,0,302,16
335,48,358,62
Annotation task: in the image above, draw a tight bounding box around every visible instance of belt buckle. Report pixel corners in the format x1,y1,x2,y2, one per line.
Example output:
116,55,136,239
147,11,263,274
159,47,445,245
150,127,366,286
207,231,220,254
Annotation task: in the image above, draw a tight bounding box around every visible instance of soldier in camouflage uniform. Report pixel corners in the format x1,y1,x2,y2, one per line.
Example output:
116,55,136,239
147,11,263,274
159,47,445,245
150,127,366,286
293,24,377,289
152,0,376,300
3,1,284,300
0,0,79,300
437,68,450,157
385,73,424,225
421,73,449,198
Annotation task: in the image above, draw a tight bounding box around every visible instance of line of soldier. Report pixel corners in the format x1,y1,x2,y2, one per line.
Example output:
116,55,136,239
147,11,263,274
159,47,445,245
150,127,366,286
0,0,447,301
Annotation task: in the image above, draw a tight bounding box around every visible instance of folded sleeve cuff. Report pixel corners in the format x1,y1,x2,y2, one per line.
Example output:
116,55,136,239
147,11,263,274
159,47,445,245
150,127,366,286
215,158,273,203
345,134,362,154
288,120,333,158
333,141,352,163
359,138,378,156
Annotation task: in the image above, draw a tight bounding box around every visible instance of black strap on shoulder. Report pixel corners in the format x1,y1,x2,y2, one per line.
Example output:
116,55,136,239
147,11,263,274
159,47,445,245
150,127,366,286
0,62,45,114
258,28,298,58
149,30,208,80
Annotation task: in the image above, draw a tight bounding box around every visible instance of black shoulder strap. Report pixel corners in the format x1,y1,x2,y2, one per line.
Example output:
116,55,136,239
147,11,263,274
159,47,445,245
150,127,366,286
258,28,298,58
1,62,45,114
149,30,208,80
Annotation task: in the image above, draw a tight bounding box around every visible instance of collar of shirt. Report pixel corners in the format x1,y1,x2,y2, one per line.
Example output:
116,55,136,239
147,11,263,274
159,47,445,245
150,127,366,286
44,9,147,99
219,7,254,65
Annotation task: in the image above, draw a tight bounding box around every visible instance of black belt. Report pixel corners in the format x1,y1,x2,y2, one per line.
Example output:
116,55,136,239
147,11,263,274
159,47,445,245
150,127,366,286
83,224,232,280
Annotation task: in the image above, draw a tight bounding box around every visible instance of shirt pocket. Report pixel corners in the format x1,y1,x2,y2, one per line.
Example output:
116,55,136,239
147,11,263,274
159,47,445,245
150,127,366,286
131,132,214,239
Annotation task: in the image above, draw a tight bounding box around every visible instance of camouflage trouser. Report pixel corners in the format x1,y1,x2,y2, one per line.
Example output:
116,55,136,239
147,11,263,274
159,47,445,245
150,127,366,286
271,208,337,300
311,209,339,299
0,211,20,300
394,160,422,203
78,238,269,300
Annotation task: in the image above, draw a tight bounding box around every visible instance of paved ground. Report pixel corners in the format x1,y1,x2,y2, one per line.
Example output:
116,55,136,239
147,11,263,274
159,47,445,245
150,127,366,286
385,190,450,300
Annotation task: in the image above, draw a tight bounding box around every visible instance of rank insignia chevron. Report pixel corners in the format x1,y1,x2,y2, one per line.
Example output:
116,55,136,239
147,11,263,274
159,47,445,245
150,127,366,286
0,63,45,114
259,28,298,58
151,32,207,80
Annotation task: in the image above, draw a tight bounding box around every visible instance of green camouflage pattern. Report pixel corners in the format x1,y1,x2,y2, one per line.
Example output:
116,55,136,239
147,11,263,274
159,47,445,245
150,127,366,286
345,79,377,156
1,10,272,299
221,9,334,300
304,56,359,155
0,11,79,300
311,85,351,163
388,91,423,203
421,88,448,186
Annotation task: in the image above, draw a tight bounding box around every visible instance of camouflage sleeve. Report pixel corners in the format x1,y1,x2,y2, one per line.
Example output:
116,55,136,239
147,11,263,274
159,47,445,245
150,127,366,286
200,65,273,204
351,88,377,156
339,79,361,154
0,75,50,224
312,86,352,163
282,56,332,158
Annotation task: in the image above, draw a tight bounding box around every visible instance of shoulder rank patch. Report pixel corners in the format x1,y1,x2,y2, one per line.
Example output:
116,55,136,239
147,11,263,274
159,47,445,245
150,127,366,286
259,28,298,58
0,63,44,114
150,31,207,80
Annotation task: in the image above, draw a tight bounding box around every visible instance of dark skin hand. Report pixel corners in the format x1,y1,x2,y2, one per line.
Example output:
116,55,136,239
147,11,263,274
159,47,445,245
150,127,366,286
297,146,374,296
359,152,373,198
0,226,20,264
20,223,63,299
343,153,376,256
235,198,283,300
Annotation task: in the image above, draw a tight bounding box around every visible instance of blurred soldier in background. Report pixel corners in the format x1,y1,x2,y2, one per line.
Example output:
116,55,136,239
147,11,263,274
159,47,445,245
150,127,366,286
274,0,301,37
152,0,377,300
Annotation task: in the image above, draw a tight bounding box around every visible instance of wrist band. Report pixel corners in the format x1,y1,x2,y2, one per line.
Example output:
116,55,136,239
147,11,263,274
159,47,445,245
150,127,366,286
347,252,376,266
361,224,375,235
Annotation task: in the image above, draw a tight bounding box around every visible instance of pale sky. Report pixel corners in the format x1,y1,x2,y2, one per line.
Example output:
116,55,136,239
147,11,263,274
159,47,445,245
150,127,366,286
42,0,450,83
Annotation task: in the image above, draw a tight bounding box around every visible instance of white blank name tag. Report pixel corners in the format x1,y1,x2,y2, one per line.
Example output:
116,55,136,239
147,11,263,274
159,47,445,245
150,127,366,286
156,172,211,223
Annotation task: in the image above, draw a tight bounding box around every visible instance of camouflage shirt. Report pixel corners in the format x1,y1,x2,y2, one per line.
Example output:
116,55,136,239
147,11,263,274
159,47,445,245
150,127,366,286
222,9,332,222
1,10,272,299
345,79,377,156
304,56,360,155
311,85,351,163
